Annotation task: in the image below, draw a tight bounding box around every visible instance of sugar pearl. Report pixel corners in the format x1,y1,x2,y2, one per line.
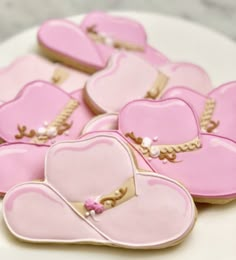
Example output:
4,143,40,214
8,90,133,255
90,210,95,216
37,127,47,136
141,137,152,148
162,159,168,164
85,212,90,217
153,136,158,141
150,146,160,158
47,126,57,137
104,37,114,46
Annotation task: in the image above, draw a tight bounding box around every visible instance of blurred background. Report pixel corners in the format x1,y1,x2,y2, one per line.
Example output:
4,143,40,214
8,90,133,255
0,0,235,42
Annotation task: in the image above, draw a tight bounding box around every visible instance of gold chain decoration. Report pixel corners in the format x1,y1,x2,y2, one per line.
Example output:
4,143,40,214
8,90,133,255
15,99,79,144
125,132,201,163
145,72,169,99
51,67,70,85
86,25,144,52
200,98,219,133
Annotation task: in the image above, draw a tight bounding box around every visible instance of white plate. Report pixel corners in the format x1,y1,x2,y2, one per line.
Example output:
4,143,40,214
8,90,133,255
0,11,236,260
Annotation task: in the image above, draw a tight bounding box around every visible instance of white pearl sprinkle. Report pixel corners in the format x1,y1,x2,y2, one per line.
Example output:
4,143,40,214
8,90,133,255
47,126,57,138
37,127,47,136
43,121,49,127
148,157,152,162
153,136,158,141
162,159,168,164
64,130,69,136
85,212,90,217
115,190,120,195
100,32,107,38
104,37,114,47
90,210,96,216
105,201,111,206
150,146,160,158
141,137,152,148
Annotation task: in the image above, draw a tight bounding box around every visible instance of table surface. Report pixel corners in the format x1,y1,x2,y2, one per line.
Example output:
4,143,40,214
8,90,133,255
0,0,235,42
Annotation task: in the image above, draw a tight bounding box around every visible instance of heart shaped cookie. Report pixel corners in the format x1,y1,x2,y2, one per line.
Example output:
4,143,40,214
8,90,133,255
161,82,236,141
0,80,94,144
85,52,212,113
80,11,169,68
119,98,236,203
0,54,89,102
3,134,196,249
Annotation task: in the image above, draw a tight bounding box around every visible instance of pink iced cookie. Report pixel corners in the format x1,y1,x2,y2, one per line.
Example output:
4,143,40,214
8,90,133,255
85,52,212,113
38,14,169,74
119,99,236,203
80,11,169,68
3,134,196,249
0,54,89,102
0,80,94,144
82,113,118,134
82,130,153,172
161,82,236,141
0,142,48,195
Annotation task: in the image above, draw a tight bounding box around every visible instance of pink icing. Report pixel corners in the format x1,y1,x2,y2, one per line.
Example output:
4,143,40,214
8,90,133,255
162,81,236,141
80,11,169,68
119,99,200,145
38,19,105,69
5,186,63,211
80,11,148,47
45,136,136,202
0,142,48,194
85,53,212,113
3,135,195,248
3,183,105,242
159,62,212,95
86,52,158,113
0,54,88,102
0,81,94,143
81,130,153,172
118,98,236,198
82,113,118,134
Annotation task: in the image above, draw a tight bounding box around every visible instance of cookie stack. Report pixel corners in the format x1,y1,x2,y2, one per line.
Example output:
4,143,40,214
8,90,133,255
0,11,236,250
